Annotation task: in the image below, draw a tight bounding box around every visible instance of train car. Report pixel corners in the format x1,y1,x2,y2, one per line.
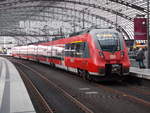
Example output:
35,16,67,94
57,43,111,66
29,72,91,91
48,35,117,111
12,46,20,58
12,28,130,80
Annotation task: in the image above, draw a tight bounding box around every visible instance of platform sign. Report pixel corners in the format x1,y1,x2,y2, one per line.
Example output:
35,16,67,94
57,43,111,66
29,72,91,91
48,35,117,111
134,18,147,40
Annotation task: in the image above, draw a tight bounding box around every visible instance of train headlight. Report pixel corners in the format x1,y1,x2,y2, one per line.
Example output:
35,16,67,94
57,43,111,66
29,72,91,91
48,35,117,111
121,51,124,58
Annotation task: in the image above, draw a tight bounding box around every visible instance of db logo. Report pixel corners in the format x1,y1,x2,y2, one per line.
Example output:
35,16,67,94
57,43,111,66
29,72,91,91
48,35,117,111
110,55,116,59
70,58,74,62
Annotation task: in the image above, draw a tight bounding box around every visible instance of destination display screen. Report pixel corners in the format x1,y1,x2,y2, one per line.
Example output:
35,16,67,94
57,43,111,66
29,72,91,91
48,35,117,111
96,34,113,38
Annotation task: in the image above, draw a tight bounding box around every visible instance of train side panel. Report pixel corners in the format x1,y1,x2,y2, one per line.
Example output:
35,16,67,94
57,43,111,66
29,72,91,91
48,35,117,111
12,29,131,80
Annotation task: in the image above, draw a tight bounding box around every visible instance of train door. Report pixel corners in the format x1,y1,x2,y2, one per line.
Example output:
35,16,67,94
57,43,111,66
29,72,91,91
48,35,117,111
64,43,76,67
74,42,90,70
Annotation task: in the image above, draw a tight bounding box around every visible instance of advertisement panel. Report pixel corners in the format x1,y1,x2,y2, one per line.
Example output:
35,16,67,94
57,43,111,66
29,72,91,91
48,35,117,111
134,18,147,40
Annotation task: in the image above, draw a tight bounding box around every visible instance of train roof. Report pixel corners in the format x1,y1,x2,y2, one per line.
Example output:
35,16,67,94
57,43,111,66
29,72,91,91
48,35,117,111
68,27,117,37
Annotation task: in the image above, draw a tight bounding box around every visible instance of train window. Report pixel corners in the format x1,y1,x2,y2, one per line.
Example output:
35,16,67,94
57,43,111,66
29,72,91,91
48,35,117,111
70,43,76,57
65,44,71,56
75,43,83,57
94,32,123,52
65,44,70,49
83,43,90,58
65,42,90,58
51,45,65,60
65,44,75,57
74,42,90,58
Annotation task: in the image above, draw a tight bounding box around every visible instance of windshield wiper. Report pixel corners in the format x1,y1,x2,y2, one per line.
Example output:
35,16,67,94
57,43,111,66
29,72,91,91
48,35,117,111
98,40,102,50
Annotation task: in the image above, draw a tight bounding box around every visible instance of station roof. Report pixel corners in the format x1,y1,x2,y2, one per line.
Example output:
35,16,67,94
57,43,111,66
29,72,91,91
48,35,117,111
0,0,149,45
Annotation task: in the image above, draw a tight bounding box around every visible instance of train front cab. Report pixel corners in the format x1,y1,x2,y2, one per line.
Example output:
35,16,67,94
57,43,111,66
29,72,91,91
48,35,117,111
88,29,130,80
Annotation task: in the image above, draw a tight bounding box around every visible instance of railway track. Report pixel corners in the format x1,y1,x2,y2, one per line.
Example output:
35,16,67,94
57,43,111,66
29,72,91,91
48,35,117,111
95,83,150,107
7,57,150,113
16,66,54,113
13,59,94,113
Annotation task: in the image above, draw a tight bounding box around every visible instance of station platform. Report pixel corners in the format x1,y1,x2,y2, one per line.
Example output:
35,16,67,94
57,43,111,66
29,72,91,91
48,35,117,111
130,67,150,80
0,57,36,113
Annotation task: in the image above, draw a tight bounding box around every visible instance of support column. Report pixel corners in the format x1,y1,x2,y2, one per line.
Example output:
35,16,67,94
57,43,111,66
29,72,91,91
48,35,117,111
147,0,150,68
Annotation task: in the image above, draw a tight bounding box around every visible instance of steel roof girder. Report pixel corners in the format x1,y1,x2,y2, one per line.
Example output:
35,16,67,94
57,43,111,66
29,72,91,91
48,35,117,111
63,0,133,21
0,6,130,39
0,0,133,21
0,10,93,26
0,5,126,27
109,0,147,12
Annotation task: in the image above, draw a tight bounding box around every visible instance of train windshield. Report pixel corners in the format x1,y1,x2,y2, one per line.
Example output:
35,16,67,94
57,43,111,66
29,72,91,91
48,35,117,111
95,33,122,52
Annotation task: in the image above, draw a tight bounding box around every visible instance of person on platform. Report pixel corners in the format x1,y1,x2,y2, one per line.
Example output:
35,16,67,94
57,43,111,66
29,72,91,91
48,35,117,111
136,48,145,68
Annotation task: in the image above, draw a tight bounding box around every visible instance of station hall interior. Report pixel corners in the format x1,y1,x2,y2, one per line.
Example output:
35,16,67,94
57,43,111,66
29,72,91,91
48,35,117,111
0,0,150,113
0,0,148,67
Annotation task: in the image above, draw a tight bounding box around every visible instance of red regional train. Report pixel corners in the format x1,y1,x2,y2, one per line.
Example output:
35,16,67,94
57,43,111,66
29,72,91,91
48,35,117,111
12,28,130,80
